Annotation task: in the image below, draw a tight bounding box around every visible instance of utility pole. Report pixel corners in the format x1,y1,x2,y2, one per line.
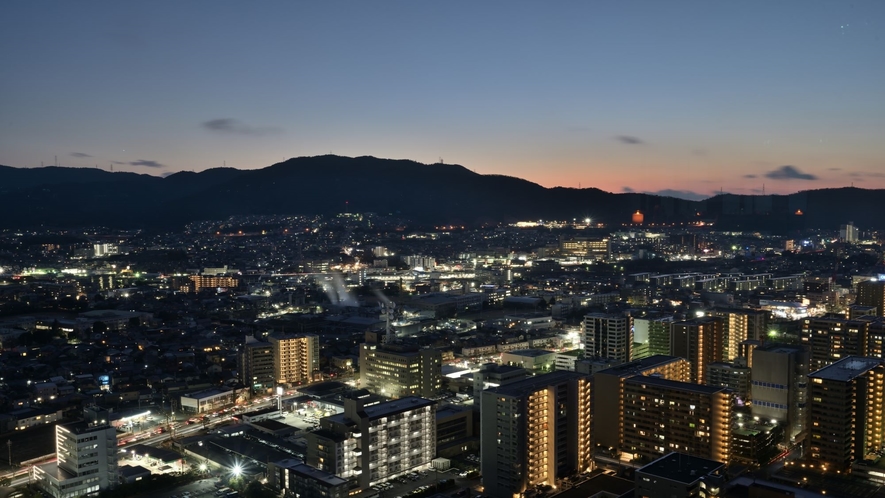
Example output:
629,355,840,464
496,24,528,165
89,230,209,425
6,440,11,467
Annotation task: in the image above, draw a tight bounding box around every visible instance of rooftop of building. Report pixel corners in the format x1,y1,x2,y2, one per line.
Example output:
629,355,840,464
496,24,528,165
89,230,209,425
557,349,583,358
596,355,684,378
285,460,348,486
553,473,635,498
478,363,525,374
487,370,585,397
181,387,232,399
360,396,435,419
504,348,554,357
636,452,725,484
626,375,729,395
808,356,884,382
58,419,112,434
297,380,348,396
119,464,152,478
435,404,471,419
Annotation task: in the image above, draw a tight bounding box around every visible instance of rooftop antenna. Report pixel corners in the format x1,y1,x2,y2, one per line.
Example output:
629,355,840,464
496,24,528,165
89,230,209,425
223,160,226,167
55,155,58,166
762,183,765,195
41,161,44,167
440,157,444,164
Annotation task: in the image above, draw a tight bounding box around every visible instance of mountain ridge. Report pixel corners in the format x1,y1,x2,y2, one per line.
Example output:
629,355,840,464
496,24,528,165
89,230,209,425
0,155,881,231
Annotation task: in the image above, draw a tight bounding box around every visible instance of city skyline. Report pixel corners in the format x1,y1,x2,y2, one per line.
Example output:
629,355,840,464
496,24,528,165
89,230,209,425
2,1,885,200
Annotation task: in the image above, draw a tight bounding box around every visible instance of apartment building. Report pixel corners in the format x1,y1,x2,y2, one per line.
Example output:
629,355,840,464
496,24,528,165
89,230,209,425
270,334,320,385
808,356,885,472
480,371,592,498
593,355,691,451
622,377,732,465
583,313,633,363
307,393,436,489
671,317,725,384
238,335,275,393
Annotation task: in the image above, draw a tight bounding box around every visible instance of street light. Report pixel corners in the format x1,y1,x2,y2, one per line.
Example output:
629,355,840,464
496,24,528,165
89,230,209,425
232,464,242,477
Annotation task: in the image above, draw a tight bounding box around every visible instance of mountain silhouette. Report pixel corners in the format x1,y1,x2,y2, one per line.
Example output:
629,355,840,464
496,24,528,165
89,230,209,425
0,156,881,231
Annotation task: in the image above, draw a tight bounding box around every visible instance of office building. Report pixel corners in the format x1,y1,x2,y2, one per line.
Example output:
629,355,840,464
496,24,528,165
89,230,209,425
270,334,320,386
635,453,725,498
559,236,611,259
593,356,691,452
238,335,275,393
481,371,592,498
35,408,118,498
808,356,885,472
671,317,725,384
583,313,633,363
857,280,885,317
307,394,436,489
268,458,350,498
359,343,442,398
622,376,733,464
436,405,477,457
750,343,809,442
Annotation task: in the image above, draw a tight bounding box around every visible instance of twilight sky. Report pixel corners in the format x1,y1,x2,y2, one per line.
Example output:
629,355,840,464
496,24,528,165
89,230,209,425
2,1,884,200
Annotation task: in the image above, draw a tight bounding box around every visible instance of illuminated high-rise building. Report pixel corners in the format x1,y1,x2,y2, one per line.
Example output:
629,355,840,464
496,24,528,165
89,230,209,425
808,356,885,472
270,334,319,386
840,221,859,243
593,355,690,452
480,371,592,498
857,280,885,317
707,308,768,359
622,376,733,465
801,317,868,371
583,313,633,363
671,317,725,384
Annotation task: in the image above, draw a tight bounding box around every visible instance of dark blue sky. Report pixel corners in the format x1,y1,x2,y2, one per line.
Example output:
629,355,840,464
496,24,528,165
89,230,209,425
2,1,884,199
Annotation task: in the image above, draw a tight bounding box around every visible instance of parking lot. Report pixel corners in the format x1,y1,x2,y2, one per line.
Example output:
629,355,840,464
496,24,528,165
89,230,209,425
357,468,467,498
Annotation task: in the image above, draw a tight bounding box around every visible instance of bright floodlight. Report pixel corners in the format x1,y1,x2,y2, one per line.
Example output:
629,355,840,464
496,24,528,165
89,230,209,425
276,386,284,395
232,464,242,476
199,463,208,472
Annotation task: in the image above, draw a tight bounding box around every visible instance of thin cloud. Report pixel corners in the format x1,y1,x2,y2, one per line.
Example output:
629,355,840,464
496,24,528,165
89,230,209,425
828,167,842,171
129,159,164,168
202,118,280,136
764,165,818,181
615,135,644,145
691,148,708,157
621,186,635,193
111,161,127,165
850,171,885,178
71,152,92,158
744,174,757,178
